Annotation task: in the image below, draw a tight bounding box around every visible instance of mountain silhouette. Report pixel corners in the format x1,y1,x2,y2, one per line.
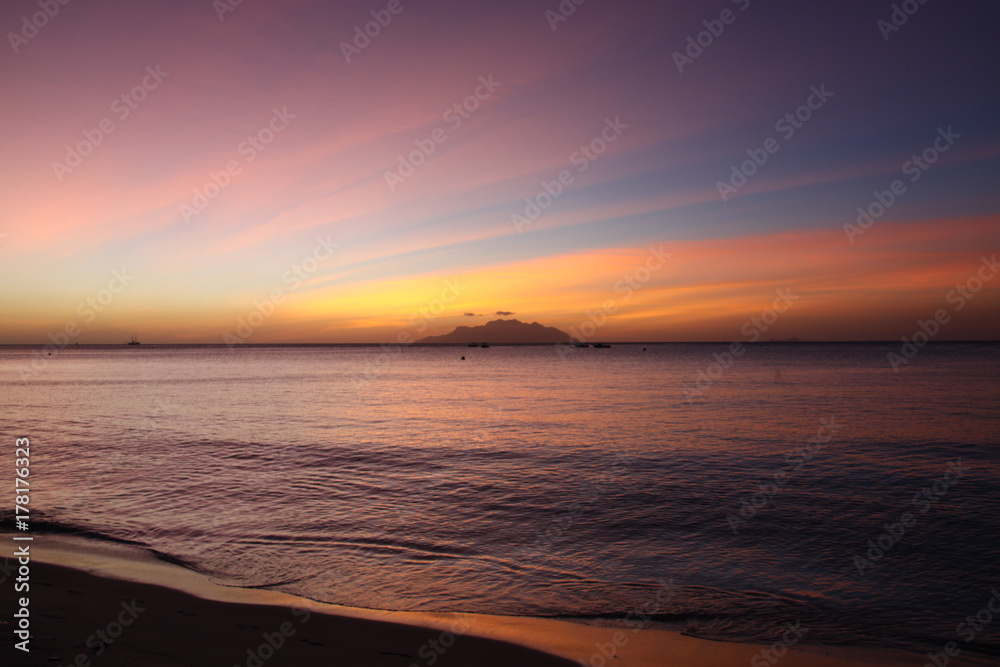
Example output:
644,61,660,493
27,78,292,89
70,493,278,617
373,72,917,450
417,319,571,344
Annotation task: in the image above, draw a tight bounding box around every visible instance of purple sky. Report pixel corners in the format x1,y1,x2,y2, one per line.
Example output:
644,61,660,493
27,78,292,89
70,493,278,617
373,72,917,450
2,0,998,342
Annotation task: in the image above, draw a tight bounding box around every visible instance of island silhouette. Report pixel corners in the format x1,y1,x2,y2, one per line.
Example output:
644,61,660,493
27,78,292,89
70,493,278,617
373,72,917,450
417,318,572,344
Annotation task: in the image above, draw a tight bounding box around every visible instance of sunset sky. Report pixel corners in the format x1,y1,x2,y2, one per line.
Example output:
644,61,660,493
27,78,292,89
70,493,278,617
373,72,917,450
2,0,998,343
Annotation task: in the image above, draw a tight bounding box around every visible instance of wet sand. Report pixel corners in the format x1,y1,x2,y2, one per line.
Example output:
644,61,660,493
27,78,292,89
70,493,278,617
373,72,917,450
2,536,991,667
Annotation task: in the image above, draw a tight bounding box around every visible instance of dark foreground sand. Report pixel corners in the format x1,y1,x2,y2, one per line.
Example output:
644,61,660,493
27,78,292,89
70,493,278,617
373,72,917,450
2,537,994,667
3,561,577,667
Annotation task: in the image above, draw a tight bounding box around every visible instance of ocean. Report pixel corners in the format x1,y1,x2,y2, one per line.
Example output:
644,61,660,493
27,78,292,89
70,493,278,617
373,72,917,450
2,343,998,659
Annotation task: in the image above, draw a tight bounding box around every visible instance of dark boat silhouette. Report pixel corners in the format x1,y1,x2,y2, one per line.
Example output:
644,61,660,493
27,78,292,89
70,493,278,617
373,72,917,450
592,343,611,348
127,333,141,345
480,342,490,348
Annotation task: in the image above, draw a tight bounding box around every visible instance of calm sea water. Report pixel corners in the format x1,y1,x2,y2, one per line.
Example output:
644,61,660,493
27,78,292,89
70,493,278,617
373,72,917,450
2,343,999,657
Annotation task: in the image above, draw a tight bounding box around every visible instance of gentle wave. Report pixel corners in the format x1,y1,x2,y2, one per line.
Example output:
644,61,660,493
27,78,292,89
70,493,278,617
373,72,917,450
4,344,999,657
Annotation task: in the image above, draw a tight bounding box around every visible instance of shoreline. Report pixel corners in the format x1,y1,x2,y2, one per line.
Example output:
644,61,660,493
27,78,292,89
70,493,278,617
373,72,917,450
3,535,990,666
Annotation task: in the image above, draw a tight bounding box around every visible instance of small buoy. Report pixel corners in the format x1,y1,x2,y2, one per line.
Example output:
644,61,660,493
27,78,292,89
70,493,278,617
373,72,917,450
461,356,465,360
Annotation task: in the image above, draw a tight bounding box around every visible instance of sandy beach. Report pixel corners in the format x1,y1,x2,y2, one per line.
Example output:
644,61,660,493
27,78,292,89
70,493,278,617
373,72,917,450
4,0,997,660
3,536,990,667
8,561,578,667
